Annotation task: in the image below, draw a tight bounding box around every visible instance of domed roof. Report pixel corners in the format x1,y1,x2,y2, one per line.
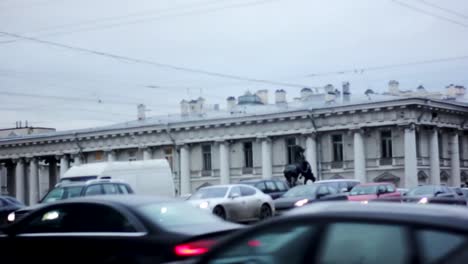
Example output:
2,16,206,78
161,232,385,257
238,91,263,105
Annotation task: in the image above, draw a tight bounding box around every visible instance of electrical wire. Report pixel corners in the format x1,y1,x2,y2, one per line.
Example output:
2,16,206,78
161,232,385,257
391,0,468,28
0,0,280,44
305,55,468,77
0,31,316,89
415,0,468,20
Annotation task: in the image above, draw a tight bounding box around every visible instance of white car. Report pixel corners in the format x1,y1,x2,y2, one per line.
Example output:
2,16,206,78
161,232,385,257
188,184,275,222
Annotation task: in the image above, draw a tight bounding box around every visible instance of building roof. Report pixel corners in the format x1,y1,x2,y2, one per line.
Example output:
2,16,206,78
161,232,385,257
0,94,467,143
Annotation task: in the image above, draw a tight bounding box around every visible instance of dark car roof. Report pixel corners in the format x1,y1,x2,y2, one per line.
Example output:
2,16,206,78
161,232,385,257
240,179,284,183
286,202,468,230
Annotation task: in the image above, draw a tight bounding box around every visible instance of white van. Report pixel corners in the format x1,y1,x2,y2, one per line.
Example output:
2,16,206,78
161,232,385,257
60,159,175,197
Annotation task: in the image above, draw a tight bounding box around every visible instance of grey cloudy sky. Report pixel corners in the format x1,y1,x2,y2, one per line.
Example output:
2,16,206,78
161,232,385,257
1,0,468,130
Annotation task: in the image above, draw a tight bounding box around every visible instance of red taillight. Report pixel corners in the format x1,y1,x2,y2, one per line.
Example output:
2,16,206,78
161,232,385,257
248,239,261,247
174,240,217,257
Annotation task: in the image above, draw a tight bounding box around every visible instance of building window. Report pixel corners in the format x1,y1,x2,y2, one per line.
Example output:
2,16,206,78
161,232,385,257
438,133,443,158
332,134,343,162
415,131,420,158
286,138,299,164
202,144,212,171
128,149,137,161
381,131,393,159
164,147,173,170
243,142,253,168
95,151,104,161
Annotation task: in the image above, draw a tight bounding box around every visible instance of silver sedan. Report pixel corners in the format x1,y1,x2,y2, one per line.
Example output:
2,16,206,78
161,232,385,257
187,184,275,222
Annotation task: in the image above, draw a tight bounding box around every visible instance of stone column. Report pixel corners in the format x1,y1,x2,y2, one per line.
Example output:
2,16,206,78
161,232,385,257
429,128,441,185
404,125,418,188
219,141,230,185
143,148,152,160
15,158,25,203
106,150,116,162
353,129,367,183
73,154,82,166
180,145,191,195
261,138,273,180
451,132,461,187
305,134,318,178
0,164,6,195
60,155,69,178
28,158,40,205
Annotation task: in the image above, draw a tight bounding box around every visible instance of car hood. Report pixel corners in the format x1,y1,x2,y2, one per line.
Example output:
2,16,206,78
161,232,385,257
274,196,311,209
170,222,243,237
348,194,378,201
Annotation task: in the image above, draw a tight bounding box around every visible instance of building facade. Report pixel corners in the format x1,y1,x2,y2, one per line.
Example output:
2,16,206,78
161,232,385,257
1,87,468,205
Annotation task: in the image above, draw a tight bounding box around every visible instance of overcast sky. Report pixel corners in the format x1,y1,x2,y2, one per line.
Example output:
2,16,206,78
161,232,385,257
1,0,468,131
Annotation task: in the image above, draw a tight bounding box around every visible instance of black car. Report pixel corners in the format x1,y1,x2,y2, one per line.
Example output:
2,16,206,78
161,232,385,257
315,179,360,193
274,184,347,215
196,202,468,264
9,179,134,223
240,179,289,199
403,185,466,205
0,195,242,264
0,196,23,226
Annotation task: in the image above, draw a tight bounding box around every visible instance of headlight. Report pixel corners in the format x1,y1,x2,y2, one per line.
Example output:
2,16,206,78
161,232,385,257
199,201,209,209
294,199,309,207
361,200,369,204
418,197,428,204
7,212,15,222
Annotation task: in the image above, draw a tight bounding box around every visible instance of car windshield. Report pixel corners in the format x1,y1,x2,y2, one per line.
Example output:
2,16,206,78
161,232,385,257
137,202,222,230
41,186,84,203
282,185,317,198
407,186,436,196
350,185,378,195
189,187,228,200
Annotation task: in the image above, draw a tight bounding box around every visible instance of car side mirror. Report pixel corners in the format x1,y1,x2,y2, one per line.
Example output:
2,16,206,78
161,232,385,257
377,189,386,196
434,191,443,197
316,193,326,199
230,193,240,199
340,188,348,193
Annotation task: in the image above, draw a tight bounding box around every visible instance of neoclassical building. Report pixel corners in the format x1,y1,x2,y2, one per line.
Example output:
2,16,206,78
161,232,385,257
1,82,467,205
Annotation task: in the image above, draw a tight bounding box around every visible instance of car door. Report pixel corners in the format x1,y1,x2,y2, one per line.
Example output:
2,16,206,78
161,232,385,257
240,186,262,220
265,181,281,199
224,186,245,221
1,203,146,264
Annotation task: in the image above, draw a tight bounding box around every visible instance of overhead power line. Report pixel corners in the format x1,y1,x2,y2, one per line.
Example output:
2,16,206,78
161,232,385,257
305,55,468,78
0,0,280,44
390,0,468,28
0,31,317,89
416,0,468,20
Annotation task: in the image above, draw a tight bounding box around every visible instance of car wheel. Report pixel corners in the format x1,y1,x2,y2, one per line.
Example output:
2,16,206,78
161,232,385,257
259,204,272,220
213,206,226,220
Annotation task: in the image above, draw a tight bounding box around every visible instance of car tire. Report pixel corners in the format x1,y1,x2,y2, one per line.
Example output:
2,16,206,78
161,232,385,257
213,206,226,220
259,204,272,220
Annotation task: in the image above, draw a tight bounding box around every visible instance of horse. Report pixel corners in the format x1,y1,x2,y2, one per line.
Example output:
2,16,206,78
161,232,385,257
283,160,316,188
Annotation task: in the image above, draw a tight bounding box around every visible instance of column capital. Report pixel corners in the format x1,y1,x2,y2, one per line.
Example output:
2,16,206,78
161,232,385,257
256,136,272,142
398,122,416,131
302,131,318,139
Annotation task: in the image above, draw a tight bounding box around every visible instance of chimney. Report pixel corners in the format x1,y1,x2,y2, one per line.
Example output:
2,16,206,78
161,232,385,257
137,104,146,120
25,120,28,127
227,96,236,112
180,100,189,116
275,89,287,104
388,80,400,95
196,97,205,114
324,84,336,103
342,82,351,103
300,88,313,101
255,89,269,104
189,100,197,114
